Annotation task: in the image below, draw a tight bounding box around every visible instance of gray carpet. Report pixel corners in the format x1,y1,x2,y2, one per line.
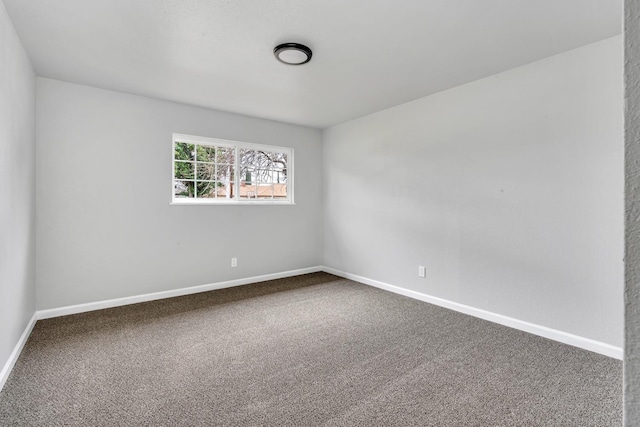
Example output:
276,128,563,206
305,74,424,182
0,273,622,426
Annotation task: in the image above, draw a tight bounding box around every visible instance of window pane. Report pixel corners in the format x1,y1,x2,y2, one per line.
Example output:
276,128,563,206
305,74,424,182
175,142,195,160
196,162,215,181
174,161,194,179
256,184,274,199
240,169,254,185
196,181,217,198
216,183,232,199
239,149,254,179
174,180,194,198
271,152,287,171
237,150,288,200
255,169,271,184
272,169,286,184
196,145,216,162
239,148,255,158
239,184,258,199
255,151,271,167
216,147,234,164
215,164,235,182
274,183,287,198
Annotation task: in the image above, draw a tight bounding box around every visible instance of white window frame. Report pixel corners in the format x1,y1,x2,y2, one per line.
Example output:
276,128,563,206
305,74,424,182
171,133,294,205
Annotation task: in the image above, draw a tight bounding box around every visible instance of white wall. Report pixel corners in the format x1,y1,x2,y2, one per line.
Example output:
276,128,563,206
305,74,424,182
324,36,623,347
0,0,36,375
624,0,640,422
36,78,323,310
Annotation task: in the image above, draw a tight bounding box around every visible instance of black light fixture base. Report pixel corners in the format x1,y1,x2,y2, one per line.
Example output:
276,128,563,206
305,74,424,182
274,43,312,65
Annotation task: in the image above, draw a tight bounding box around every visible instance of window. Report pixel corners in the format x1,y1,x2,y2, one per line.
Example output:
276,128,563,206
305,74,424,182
172,134,293,204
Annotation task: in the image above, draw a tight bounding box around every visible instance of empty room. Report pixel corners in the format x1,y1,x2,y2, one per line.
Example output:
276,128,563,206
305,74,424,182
2,0,639,425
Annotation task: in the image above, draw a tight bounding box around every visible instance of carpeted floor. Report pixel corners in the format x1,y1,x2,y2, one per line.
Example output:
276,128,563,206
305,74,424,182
0,273,622,426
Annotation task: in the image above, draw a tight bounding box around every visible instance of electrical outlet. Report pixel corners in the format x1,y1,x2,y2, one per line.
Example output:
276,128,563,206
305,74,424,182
231,257,237,267
418,265,426,278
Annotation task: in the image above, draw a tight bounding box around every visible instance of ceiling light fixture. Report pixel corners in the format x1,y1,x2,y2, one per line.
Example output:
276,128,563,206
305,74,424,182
273,43,312,65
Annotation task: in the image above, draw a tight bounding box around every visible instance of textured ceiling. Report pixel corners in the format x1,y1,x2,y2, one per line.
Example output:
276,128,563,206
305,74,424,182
3,0,622,128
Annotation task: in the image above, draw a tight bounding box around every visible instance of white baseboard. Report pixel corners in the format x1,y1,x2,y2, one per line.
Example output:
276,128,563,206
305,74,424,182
37,266,323,320
30,265,622,361
322,266,623,360
0,266,621,394
0,313,37,392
